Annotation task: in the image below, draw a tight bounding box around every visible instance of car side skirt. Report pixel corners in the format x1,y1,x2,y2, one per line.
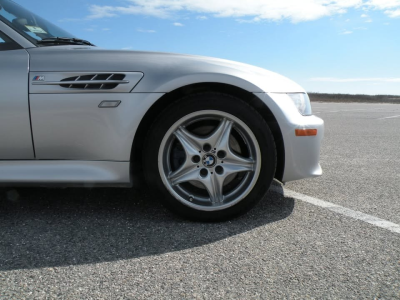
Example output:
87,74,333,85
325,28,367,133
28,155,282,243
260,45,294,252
0,161,131,187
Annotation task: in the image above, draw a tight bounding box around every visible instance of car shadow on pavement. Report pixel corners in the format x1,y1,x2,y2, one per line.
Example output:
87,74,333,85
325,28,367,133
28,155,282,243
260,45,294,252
0,184,294,271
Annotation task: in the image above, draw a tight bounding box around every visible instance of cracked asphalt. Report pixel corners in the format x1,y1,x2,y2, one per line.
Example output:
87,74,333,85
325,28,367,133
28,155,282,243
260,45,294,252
0,102,399,299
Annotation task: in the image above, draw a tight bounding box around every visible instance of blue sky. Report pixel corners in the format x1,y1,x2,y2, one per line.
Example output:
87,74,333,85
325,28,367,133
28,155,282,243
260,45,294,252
16,0,400,95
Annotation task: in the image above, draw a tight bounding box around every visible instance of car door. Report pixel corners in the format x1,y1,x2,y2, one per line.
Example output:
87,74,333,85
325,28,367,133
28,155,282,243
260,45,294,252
0,30,34,159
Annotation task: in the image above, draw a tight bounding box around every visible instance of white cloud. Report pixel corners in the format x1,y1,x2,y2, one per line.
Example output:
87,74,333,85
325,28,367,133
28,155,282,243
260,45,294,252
385,9,400,17
197,16,208,20
87,0,400,23
58,18,83,23
121,46,133,50
88,5,118,19
365,18,373,22
365,0,400,10
137,29,156,33
361,13,368,17
365,0,400,18
88,4,170,19
102,28,110,31
310,77,400,83
173,22,184,26
340,30,353,34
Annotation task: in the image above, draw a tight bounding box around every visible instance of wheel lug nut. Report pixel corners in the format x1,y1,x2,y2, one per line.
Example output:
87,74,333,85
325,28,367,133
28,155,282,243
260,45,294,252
215,166,224,175
203,144,212,152
200,168,208,177
217,150,226,159
192,155,201,163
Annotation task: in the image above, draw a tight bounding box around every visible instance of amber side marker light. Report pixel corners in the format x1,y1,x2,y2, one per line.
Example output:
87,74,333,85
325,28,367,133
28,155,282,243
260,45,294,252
295,129,318,136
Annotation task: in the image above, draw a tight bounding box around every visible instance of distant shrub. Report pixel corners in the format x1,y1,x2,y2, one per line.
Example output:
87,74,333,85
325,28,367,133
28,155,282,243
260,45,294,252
308,93,400,104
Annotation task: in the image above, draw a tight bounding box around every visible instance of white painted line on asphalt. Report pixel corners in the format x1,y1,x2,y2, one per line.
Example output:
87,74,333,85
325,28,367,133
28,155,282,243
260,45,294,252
377,114,400,120
270,185,400,235
318,108,385,113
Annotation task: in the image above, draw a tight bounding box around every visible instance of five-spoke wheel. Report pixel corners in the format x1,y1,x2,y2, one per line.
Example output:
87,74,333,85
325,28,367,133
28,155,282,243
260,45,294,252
159,111,261,211
144,93,276,221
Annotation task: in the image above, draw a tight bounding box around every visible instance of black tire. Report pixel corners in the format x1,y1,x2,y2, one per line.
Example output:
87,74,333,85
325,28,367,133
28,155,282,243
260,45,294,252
143,92,276,221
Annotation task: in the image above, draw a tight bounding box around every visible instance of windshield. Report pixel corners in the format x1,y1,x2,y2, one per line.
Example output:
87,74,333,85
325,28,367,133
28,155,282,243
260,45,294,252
0,0,76,45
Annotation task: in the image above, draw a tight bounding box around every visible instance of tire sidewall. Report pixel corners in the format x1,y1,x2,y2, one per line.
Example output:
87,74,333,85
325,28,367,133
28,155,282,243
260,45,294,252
144,93,276,221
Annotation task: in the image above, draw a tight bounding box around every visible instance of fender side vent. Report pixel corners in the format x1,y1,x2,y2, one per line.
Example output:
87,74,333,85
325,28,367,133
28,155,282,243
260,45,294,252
60,74,127,90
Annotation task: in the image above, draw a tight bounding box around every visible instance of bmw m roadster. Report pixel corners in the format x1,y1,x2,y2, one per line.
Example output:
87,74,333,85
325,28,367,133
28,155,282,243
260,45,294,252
0,0,323,220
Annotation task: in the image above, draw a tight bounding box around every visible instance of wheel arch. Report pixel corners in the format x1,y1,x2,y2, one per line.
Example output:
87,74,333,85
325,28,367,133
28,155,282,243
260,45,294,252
130,83,285,186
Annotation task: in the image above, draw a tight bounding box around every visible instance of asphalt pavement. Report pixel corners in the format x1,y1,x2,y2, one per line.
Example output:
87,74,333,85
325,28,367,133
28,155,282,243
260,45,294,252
1,102,399,299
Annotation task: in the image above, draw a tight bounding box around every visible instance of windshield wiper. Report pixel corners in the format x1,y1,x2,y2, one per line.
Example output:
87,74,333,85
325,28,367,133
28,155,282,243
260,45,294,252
37,37,95,46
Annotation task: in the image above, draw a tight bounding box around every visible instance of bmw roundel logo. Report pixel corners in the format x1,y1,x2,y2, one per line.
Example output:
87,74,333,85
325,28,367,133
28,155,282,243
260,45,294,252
203,154,216,168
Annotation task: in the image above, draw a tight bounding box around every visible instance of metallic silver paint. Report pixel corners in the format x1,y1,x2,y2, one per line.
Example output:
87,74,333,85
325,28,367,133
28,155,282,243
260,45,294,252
0,48,34,159
0,17,323,186
0,161,130,185
30,93,163,161
257,93,324,182
26,46,305,94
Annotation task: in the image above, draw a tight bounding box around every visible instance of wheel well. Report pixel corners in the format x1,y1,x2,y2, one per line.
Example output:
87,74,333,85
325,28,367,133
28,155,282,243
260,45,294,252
130,83,285,186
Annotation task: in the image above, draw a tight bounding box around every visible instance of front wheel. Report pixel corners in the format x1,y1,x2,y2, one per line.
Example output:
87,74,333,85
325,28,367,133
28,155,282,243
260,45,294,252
144,93,276,221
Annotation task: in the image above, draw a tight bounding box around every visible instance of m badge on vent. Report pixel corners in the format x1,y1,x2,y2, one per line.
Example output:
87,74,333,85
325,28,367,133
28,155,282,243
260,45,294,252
33,76,45,81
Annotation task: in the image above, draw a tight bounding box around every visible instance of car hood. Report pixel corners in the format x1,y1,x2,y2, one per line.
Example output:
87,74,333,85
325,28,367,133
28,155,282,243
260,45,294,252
27,46,305,93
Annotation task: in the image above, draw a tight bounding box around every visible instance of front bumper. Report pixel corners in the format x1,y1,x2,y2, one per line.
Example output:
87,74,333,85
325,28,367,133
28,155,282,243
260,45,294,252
255,93,324,183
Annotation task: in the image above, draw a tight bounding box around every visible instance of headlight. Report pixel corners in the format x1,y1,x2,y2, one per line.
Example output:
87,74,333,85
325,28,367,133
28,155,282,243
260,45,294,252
287,93,312,116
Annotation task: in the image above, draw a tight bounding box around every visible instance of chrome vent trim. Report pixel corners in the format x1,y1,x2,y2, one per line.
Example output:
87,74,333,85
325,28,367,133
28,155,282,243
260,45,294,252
53,74,128,90
30,72,144,94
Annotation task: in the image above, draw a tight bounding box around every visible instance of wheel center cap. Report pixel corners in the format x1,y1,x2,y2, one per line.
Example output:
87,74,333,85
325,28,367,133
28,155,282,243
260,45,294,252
202,154,217,168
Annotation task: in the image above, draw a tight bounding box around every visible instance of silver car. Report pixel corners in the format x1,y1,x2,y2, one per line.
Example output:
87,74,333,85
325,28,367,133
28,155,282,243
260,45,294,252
0,0,323,221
